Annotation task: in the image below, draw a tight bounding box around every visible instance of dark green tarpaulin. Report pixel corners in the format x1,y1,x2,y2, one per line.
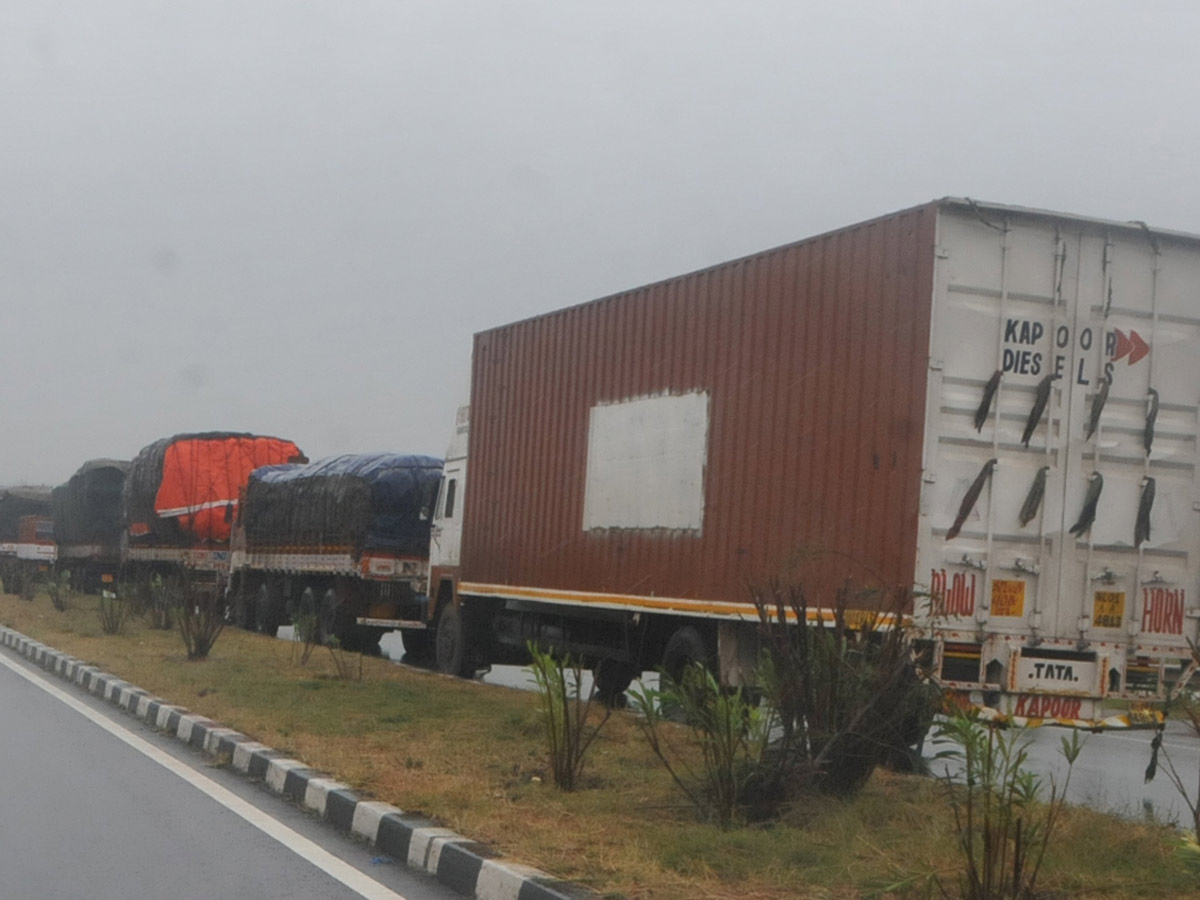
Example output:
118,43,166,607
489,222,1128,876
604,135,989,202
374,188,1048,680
52,460,129,546
242,453,442,556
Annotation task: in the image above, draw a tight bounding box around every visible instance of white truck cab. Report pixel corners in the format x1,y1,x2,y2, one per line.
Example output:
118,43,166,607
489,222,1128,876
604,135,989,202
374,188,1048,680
430,405,469,573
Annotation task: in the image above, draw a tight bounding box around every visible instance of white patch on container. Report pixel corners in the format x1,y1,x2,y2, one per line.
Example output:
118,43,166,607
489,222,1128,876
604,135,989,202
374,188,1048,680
582,392,708,532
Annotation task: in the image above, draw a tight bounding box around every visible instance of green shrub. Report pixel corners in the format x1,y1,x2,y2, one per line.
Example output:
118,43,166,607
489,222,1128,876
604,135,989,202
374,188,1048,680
931,711,1083,900
631,581,939,825
526,642,611,791
630,664,772,826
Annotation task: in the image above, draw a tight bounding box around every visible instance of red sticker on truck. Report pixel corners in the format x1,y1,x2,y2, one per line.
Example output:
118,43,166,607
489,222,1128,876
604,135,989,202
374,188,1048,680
1013,695,1083,719
930,569,977,618
1141,587,1185,635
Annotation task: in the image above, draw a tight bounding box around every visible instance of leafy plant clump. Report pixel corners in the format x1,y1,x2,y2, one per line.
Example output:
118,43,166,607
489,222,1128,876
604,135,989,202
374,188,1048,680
527,642,611,791
630,581,938,826
630,663,771,827
931,711,1083,900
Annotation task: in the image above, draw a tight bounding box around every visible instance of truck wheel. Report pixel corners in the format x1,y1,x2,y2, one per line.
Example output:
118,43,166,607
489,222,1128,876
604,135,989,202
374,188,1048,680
660,626,716,720
436,603,480,678
255,583,283,637
593,658,639,708
295,587,322,644
401,628,437,667
353,628,384,656
230,577,255,630
661,626,712,688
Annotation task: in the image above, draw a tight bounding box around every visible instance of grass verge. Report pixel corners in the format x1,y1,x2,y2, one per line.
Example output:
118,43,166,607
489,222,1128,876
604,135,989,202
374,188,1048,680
1,591,1195,900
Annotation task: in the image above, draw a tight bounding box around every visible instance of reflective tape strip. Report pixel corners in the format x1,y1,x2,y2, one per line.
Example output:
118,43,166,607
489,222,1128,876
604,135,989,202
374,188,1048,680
157,499,239,518
460,581,907,626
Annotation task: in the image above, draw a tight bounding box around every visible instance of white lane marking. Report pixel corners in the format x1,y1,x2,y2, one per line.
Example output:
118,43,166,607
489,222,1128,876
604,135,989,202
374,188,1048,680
0,652,408,900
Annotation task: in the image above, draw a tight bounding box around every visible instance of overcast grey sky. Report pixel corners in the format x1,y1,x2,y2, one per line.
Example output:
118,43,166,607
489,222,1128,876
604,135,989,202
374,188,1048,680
3,1,1199,485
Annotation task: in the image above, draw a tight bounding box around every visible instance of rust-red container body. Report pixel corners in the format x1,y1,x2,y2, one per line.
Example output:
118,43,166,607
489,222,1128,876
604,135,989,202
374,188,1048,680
461,203,939,611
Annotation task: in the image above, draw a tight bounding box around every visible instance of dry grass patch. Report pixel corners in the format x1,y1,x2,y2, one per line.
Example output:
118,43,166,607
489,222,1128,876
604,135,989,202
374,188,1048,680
0,591,1196,900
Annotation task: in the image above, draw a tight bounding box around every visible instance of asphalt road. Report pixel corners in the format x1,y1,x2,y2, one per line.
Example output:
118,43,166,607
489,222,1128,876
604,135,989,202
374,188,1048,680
924,719,1200,827
0,647,462,900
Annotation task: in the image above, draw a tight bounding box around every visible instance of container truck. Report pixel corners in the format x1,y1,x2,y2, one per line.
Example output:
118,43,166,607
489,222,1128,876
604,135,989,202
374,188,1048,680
122,432,305,601
227,453,442,653
0,487,53,594
52,459,129,592
419,198,1200,725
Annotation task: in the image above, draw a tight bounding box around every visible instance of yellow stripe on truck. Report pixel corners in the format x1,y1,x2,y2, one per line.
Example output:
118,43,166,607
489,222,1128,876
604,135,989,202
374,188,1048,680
458,582,907,626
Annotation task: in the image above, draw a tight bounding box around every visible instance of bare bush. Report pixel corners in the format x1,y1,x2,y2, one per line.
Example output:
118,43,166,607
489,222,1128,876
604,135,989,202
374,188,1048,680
1145,640,1200,876
97,587,131,635
46,568,71,612
145,574,176,630
751,581,938,801
326,638,363,681
174,582,226,660
291,590,321,666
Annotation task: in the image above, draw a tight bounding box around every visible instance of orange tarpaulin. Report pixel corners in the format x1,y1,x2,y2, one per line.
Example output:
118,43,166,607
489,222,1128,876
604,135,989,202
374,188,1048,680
153,436,303,542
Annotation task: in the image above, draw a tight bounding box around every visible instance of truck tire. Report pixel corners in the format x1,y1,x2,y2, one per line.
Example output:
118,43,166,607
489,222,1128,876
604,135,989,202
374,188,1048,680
229,576,255,630
338,622,384,656
661,625,712,688
295,586,323,644
255,583,283,637
436,602,480,678
660,626,716,721
401,628,437,667
593,658,639,708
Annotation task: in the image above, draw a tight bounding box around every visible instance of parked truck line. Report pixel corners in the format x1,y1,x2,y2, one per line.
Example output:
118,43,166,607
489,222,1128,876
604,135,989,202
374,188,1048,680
7,198,1197,729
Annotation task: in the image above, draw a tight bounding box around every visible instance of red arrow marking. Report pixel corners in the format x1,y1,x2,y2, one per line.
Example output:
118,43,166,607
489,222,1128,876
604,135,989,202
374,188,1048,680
1112,329,1132,361
1128,330,1150,365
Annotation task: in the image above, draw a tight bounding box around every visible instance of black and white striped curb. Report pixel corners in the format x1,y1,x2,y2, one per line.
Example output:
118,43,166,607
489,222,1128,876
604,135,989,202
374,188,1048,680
0,627,595,900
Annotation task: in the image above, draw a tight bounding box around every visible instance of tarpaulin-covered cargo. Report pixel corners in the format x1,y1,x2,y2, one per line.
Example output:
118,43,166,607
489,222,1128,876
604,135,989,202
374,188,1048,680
125,433,305,545
242,453,442,555
0,487,52,542
52,460,129,546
